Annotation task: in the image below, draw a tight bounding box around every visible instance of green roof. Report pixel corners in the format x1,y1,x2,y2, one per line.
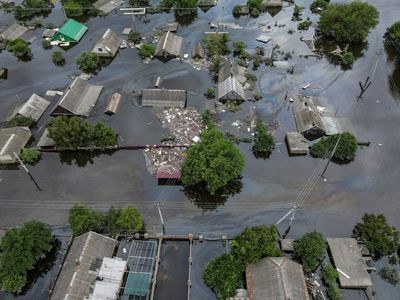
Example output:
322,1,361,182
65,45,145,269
123,273,151,297
52,19,88,42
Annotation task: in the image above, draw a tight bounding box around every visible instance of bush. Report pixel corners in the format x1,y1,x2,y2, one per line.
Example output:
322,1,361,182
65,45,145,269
298,19,312,31
252,120,275,156
293,231,326,273
209,55,223,73
248,0,262,14
116,206,143,234
52,51,65,65
14,0,52,19
204,87,215,98
63,0,83,17
19,148,41,164
76,51,99,72
250,7,260,17
232,5,241,16
138,43,155,59
341,51,355,66
42,39,52,49
4,115,35,128
322,264,342,300
203,33,230,57
128,31,142,44
310,0,329,13
7,38,31,58
69,204,105,236
379,267,400,285
245,72,257,83
310,132,357,163
201,109,214,126
233,40,247,58
385,21,400,47
317,1,379,44
293,4,303,20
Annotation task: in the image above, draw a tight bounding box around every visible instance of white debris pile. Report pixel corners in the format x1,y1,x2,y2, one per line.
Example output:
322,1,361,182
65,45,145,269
144,146,184,176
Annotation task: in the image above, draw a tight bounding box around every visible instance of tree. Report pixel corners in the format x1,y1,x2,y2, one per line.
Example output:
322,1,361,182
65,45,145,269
7,38,31,58
385,21,400,47
181,125,245,194
76,51,99,72
174,0,197,16
42,39,52,49
293,231,326,273
252,120,275,157
232,5,241,16
310,0,329,13
203,254,242,300
230,225,282,265
322,264,342,300
52,51,65,65
341,51,355,66
310,132,358,163
106,207,120,237
0,221,53,293
317,1,379,45
128,31,142,44
48,116,117,149
353,213,400,258
138,43,155,59
209,55,223,73
298,19,312,31
233,40,247,59
379,267,400,285
248,0,262,14
4,115,35,128
63,0,83,17
14,0,52,19
203,33,230,57
116,206,143,234
19,148,41,164
69,204,105,236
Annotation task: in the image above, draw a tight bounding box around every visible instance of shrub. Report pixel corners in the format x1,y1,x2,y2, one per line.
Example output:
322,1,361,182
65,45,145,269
203,33,230,57
232,5,241,16
201,109,214,126
341,51,355,66
204,88,215,98
293,231,326,273
310,0,329,13
63,0,83,17
298,19,312,31
233,40,247,58
7,38,31,58
209,55,223,73
293,4,303,20
252,120,275,156
14,0,52,19
76,51,99,72
19,148,41,164
4,115,35,128
379,267,400,285
322,264,342,300
69,204,105,236
138,43,155,59
116,206,143,234
52,51,65,65
385,21,400,47
42,39,52,49
128,31,142,44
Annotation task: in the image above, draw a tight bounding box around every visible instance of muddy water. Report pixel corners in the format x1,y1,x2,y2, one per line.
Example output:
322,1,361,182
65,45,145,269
1,0,400,299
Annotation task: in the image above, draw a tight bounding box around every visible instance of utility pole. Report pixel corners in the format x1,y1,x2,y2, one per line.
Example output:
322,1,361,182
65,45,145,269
156,203,165,235
320,136,341,181
13,152,42,191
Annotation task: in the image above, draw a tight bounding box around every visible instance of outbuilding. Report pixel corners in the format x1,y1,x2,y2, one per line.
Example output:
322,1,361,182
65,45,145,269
92,29,121,58
0,23,28,41
93,0,124,14
142,89,187,108
155,31,184,61
51,19,88,44
0,127,32,164
217,76,246,102
16,93,50,122
285,132,308,155
191,42,205,59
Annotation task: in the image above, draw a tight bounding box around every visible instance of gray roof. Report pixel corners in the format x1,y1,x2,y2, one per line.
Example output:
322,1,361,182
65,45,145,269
42,28,56,38
286,132,308,155
246,257,310,300
0,127,31,164
92,29,121,58
93,0,124,13
279,238,295,251
155,31,184,58
160,22,178,32
192,42,205,59
142,89,187,108
263,0,283,7
36,128,55,148
52,78,103,117
198,0,217,6
292,96,325,136
218,60,246,84
50,232,118,300
0,23,28,41
327,238,373,288
217,76,245,101
17,93,50,122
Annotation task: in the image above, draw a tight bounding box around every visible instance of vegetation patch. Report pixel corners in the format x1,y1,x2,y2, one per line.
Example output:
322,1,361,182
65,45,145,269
14,0,52,19
7,38,31,59
310,0,329,14
52,51,65,65
4,115,35,128
203,33,230,57
138,43,155,59
379,267,400,286
322,264,342,300
385,21,400,47
252,120,275,158
19,148,42,164
76,51,100,72
293,231,326,273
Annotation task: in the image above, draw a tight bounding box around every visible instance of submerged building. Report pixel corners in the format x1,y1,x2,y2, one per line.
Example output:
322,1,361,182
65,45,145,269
51,19,88,44
0,127,32,164
155,31,184,61
92,29,121,58
142,88,187,108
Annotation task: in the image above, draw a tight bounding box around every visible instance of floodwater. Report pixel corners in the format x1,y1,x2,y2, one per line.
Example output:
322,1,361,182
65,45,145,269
1,0,400,299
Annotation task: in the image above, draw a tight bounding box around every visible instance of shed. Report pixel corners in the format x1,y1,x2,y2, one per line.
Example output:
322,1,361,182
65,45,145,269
51,19,88,43
246,257,310,300
104,93,122,115
263,0,283,7
93,0,124,13
192,42,205,59
122,28,132,35
292,96,325,140
92,29,121,58
218,60,246,84
50,232,118,300
0,127,32,164
0,23,28,41
142,89,187,108
42,28,56,39
16,94,50,122
155,31,184,61
51,78,103,117
279,238,295,251
286,132,308,155
160,22,179,32
217,76,246,102
327,238,373,289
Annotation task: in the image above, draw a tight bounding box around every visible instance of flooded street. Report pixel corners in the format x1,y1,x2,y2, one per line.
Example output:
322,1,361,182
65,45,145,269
1,0,400,298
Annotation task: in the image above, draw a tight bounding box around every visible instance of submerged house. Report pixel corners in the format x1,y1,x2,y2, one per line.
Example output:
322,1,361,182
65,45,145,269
198,0,217,12
51,19,88,44
16,93,50,122
0,127,32,164
155,31,184,61
92,29,121,58
192,42,205,59
142,89,187,108
0,23,28,41
93,0,124,14
51,78,103,117
217,60,246,102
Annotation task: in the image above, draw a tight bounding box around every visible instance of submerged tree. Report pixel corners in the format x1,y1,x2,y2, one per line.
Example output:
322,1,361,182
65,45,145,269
252,120,275,158
76,51,100,72
310,132,357,163
69,204,105,236
7,38,31,59
293,231,326,273
116,206,143,234
385,21,400,48
19,148,42,164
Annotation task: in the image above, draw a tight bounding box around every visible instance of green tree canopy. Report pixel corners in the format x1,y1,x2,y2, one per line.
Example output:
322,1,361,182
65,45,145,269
4,115,35,128
293,231,326,273
48,116,117,150
310,0,329,13
353,213,400,258
181,125,245,194
128,31,142,43
76,51,100,72
317,1,379,44
385,21,400,47
116,206,144,234
14,0,52,19
7,38,31,59
69,204,105,236
322,264,342,300
203,33,230,57
138,44,155,59
230,225,282,265
0,221,54,293
19,148,41,164
52,51,65,65
252,120,275,157
203,254,242,300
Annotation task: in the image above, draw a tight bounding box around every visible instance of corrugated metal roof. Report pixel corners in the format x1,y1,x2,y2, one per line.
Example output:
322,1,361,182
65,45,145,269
50,232,118,300
142,89,187,107
52,78,103,117
292,96,325,136
217,76,246,101
0,23,28,41
155,31,184,58
192,42,205,59
218,60,246,84
92,29,121,58
246,257,310,300
36,128,55,148
17,93,50,122
93,0,124,13
0,127,31,164
53,19,88,42
286,132,308,155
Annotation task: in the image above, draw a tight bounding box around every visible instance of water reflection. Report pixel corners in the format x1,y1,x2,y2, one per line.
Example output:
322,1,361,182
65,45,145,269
59,150,116,167
174,11,197,26
384,42,400,100
183,177,242,211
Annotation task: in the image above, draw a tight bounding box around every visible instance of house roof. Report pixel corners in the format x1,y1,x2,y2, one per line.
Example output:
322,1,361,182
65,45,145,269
17,93,50,122
198,0,217,7
52,78,103,117
192,42,205,58
155,31,184,58
50,232,118,300
92,29,121,57
246,257,310,300
286,132,308,155
54,19,88,42
0,127,31,164
142,89,187,108
36,128,55,148
218,60,246,84
263,0,283,7
156,165,182,179
160,22,179,32
93,0,124,13
217,76,246,101
292,96,325,134
0,23,28,41
327,238,373,288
